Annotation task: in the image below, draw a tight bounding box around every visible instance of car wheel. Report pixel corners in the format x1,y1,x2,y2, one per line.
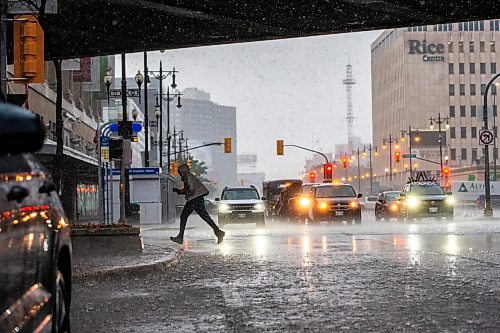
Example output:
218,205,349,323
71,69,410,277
52,270,70,333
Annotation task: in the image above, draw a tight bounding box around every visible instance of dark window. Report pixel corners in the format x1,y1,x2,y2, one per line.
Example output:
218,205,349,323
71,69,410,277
459,42,464,52
480,63,486,74
469,41,475,52
491,41,496,53
461,148,467,160
472,148,478,161
459,63,465,74
449,105,455,117
449,84,455,96
480,41,485,52
460,84,465,95
448,41,453,53
471,105,477,117
460,105,466,117
461,127,467,138
481,84,486,95
449,63,454,74
470,63,476,74
472,127,477,138
451,148,456,160
495,148,499,160
492,63,497,73
450,127,456,138
470,84,476,95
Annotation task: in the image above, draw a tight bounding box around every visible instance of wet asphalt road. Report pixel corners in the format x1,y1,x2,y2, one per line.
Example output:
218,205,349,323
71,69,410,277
72,211,500,332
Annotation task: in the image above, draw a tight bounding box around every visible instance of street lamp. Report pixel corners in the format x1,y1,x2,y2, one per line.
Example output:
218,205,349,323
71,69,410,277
148,62,180,172
131,106,139,121
493,82,499,181
134,70,144,103
429,113,450,180
362,144,377,195
157,87,182,174
382,134,397,186
401,125,417,178
103,68,113,104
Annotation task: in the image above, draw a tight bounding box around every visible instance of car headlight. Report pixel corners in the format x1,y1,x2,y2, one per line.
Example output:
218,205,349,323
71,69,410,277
253,203,265,212
299,197,311,208
407,196,420,208
446,196,455,206
219,203,231,213
390,203,398,212
349,201,359,208
319,202,328,210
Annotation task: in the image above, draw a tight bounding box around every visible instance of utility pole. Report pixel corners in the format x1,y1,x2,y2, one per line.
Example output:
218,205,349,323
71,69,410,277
119,53,128,223
429,113,450,183
382,134,397,188
144,52,149,167
363,144,377,195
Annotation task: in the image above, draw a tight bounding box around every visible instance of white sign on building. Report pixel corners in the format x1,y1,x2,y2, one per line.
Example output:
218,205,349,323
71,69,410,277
451,181,500,201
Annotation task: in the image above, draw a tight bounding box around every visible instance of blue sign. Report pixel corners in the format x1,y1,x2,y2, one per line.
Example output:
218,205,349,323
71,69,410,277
109,123,119,133
112,167,160,176
100,136,110,147
132,123,142,133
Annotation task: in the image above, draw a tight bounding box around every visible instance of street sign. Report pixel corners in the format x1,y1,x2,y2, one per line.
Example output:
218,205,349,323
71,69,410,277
108,89,140,98
149,121,157,128
100,136,110,147
132,123,142,133
101,147,110,162
402,154,417,158
479,129,494,145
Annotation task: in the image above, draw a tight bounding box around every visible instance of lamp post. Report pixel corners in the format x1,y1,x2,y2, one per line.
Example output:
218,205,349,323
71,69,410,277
429,113,450,180
400,125,420,178
351,147,361,193
363,144,377,195
493,82,499,180
382,134,397,187
156,87,182,173
148,62,179,172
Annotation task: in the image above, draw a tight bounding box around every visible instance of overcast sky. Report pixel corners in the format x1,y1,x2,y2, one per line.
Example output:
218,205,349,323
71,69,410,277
123,30,382,179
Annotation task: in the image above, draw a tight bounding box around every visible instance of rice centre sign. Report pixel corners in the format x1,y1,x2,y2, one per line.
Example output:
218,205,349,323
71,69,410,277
408,40,445,62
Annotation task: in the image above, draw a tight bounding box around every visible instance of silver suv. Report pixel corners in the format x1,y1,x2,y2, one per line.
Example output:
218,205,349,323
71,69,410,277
216,186,266,227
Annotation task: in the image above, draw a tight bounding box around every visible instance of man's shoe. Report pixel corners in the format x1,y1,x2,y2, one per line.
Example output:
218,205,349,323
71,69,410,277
216,230,225,244
170,236,183,245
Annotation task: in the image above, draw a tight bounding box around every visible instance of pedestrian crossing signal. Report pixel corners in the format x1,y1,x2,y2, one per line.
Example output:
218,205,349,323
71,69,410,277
224,138,232,153
277,140,284,156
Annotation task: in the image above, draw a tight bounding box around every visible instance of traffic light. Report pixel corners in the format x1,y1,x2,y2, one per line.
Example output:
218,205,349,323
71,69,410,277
341,156,348,169
109,138,123,159
324,163,333,180
276,140,284,156
13,15,45,83
131,135,138,142
224,137,232,153
309,172,316,182
118,121,133,139
171,161,179,176
394,151,401,163
443,166,450,177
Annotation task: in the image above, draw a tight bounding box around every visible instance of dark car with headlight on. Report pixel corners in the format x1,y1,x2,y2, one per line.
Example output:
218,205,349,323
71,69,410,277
216,186,266,227
309,184,362,224
398,180,454,220
375,191,401,221
0,103,71,333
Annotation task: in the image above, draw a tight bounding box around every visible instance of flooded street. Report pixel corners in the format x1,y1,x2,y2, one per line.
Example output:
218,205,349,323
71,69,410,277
72,213,500,332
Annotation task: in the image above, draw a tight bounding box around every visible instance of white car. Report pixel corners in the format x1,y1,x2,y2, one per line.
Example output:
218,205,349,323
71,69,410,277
362,195,378,211
216,186,266,227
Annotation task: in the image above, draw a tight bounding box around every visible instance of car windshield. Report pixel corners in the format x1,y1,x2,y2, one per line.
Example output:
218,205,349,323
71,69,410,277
222,189,260,200
315,186,356,198
385,192,400,201
302,185,314,194
409,184,445,196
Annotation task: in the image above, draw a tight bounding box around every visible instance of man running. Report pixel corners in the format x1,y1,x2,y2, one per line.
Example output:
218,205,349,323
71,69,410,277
171,164,225,245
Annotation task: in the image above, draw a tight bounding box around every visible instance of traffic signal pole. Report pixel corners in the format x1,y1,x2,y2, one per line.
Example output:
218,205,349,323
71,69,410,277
119,53,127,223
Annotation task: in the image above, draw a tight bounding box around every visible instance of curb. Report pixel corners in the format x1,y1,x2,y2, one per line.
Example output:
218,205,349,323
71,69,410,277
73,249,184,281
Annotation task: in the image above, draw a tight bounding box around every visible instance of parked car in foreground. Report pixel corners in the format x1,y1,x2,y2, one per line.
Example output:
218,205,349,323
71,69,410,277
216,186,266,227
308,184,362,224
374,191,401,221
0,102,72,333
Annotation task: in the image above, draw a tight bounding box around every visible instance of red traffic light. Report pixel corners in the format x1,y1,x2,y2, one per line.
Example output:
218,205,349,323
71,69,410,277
443,166,450,176
309,172,316,180
324,163,334,179
394,151,401,163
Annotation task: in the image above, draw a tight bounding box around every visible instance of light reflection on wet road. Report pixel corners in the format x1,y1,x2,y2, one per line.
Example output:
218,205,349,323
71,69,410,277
73,213,500,332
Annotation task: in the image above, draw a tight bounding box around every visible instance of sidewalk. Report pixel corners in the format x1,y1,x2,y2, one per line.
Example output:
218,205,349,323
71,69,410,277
72,229,185,280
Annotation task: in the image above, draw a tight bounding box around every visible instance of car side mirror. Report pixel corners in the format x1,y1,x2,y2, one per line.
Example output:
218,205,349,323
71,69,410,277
7,186,29,203
39,181,57,195
357,193,363,198
399,193,406,198
215,198,220,201
0,102,45,155
261,196,267,201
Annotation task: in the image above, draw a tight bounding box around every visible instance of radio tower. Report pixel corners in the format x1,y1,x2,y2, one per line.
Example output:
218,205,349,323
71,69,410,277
342,64,356,152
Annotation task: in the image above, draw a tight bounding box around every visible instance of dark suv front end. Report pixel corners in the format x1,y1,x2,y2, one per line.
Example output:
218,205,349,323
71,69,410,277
309,184,362,224
399,182,454,219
